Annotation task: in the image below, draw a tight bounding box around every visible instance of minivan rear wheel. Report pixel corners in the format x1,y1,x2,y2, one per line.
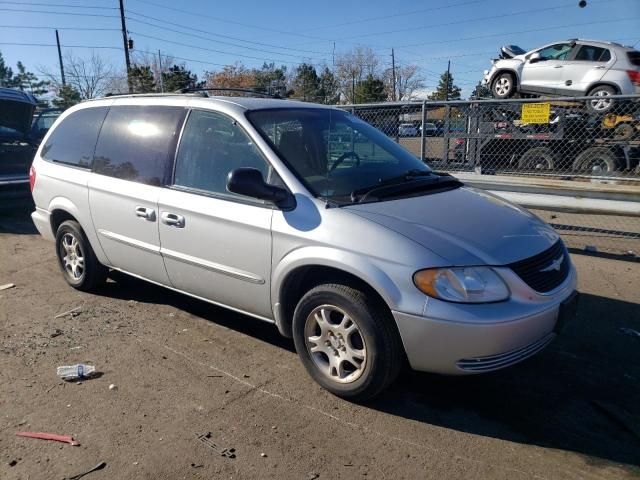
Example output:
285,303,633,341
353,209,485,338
55,220,107,291
292,283,403,401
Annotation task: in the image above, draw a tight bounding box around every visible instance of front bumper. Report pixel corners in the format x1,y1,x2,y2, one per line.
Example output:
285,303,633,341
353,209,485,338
393,266,578,375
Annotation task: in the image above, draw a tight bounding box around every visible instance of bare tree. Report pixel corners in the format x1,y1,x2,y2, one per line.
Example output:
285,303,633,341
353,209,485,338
40,51,117,99
383,64,425,101
335,47,380,103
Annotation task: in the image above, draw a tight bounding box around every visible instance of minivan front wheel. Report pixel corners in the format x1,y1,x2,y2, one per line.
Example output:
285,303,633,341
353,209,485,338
292,283,403,400
55,220,107,291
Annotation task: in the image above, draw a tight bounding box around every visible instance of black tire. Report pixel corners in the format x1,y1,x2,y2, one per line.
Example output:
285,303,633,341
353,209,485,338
586,85,616,114
55,220,107,291
572,147,617,173
517,147,557,171
492,72,516,99
292,283,403,401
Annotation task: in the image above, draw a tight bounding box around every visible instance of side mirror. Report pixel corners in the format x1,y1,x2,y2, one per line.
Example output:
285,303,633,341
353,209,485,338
529,52,542,63
227,167,294,209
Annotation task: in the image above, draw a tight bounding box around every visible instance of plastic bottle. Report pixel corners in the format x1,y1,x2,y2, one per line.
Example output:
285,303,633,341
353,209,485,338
56,364,96,380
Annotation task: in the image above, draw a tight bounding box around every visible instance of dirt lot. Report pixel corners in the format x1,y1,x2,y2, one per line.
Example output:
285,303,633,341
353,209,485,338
1,208,639,480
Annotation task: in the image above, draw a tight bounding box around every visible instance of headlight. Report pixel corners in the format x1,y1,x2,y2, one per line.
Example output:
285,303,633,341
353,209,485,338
413,267,509,303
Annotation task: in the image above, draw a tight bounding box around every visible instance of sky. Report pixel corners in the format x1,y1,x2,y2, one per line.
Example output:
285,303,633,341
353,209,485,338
1,0,639,97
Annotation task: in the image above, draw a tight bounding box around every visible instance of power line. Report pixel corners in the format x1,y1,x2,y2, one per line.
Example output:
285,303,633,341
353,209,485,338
129,31,327,66
396,16,640,49
0,7,118,18
0,41,121,50
127,0,332,42
125,11,331,55
0,25,120,31
337,1,626,41
126,17,327,59
0,1,117,8
297,0,491,32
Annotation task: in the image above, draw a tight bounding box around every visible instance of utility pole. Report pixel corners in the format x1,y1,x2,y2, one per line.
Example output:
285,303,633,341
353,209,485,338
391,48,397,101
445,59,451,101
55,29,65,86
119,0,132,93
351,72,355,103
157,50,164,93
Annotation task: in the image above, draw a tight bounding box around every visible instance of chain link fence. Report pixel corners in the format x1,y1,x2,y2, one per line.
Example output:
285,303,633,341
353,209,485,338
343,95,640,256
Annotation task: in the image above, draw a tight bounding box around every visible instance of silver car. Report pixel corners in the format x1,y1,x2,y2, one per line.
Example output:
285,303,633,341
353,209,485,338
483,39,640,113
30,94,578,400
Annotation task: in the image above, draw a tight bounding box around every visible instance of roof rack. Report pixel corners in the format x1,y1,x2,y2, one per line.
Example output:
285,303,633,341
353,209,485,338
176,87,282,99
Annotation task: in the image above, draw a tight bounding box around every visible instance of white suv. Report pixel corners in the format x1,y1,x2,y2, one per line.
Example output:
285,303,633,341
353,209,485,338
483,39,640,113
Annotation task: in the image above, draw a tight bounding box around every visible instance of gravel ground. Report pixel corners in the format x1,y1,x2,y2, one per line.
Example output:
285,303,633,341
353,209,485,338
0,208,639,480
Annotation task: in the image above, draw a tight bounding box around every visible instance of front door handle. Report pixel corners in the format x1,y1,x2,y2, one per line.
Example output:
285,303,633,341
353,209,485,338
135,206,156,221
553,65,563,68
161,212,185,228
594,65,606,69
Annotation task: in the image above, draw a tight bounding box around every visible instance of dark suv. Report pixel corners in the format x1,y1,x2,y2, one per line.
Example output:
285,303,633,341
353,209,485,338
0,88,38,203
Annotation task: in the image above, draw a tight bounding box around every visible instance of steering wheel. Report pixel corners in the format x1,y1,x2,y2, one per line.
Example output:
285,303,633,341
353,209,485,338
329,151,360,173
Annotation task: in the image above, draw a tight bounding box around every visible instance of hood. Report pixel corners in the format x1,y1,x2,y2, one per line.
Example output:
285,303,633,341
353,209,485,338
499,45,527,59
0,88,37,137
344,187,560,266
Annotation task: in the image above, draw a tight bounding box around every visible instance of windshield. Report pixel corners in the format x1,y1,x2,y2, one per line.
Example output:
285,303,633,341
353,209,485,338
247,108,431,201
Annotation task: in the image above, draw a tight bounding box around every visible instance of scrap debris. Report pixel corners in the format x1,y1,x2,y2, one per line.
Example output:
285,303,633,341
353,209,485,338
196,432,236,458
54,306,83,319
16,431,80,446
0,283,15,291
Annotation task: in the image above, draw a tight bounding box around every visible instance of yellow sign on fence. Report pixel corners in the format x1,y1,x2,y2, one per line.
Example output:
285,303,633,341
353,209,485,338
521,103,551,124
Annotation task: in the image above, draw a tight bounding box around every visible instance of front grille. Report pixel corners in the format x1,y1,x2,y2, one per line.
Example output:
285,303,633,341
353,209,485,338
508,240,570,293
457,333,556,372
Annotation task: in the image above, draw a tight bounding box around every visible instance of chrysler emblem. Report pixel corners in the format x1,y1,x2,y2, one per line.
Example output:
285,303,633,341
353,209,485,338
540,254,564,273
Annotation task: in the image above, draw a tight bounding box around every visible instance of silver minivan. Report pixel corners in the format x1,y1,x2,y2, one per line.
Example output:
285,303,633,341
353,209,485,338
31,94,578,399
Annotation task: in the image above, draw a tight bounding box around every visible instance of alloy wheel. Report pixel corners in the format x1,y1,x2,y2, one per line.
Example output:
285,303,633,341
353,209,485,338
304,305,367,384
60,232,85,280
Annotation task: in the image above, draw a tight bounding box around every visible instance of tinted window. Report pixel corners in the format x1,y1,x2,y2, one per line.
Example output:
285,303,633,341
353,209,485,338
41,107,107,167
173,110,274,199
628,51,640,66
537,43,573,61
575,45,611,62
93,105,185,186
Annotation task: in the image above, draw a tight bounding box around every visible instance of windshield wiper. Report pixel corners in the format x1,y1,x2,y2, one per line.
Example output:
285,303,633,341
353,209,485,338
351,171,461,203
350,169,435,202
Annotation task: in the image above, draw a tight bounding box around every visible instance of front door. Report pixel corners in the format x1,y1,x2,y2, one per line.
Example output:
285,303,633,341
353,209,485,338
158,109,276,318
520,43,574,94
89,104,186,285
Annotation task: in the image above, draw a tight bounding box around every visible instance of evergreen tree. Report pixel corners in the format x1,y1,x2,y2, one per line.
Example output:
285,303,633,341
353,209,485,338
428,70,461,100
162,65,201,92
52,84,82,109
129,65,155,93
354,74,386,103
292,63,320,101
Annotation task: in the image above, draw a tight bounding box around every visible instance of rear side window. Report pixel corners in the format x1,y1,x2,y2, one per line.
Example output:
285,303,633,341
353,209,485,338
93,105,186,186
41,107,108,168
628,51,640,67
574,45,611,62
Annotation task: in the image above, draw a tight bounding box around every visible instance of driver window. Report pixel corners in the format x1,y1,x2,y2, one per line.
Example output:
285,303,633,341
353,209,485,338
173,110,279,199
536,43,573,61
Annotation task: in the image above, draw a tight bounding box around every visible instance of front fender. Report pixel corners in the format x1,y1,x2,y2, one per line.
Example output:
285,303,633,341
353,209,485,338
272,245,424,315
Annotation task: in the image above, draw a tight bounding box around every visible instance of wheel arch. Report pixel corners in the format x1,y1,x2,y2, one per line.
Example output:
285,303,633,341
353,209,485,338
586,82,621,95
491,69,519,89
272,249,403,338
48,197,82,237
